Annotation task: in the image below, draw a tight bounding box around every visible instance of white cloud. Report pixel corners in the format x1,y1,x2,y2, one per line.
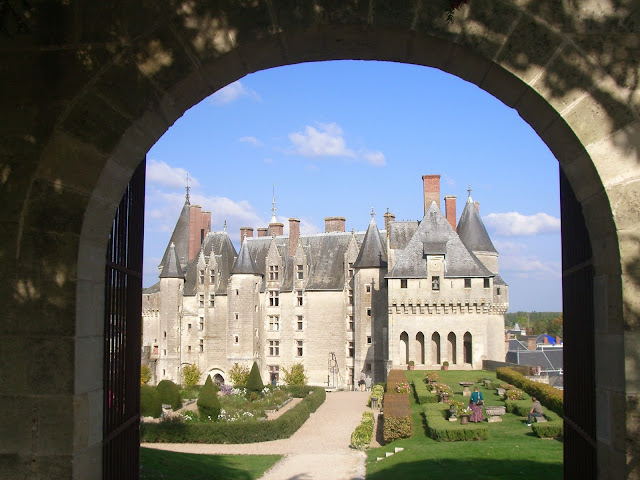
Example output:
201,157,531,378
483,212,560,236
289,123,356,158
209,81,260,104
146,159,199,189
362,151,386,167
239,136,263,147
499,254,561,279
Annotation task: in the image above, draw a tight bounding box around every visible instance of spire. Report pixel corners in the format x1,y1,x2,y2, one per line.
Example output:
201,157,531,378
467,184,472,202
370,207,375,218
353,213,387,269
159,242,184,279
231,241,260,275
457,193,497,254
270,185,277,224
185,173,191,205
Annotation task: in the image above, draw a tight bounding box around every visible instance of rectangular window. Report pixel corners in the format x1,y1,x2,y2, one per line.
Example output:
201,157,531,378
296,340,303,357
163,349,166,356
348,367,354,385
348,262,354,279
234,335,239,344
348,289,353,306
297,291,303,306
269,265,279,280
348,315,354,332
464,278,472,289
497,287,502,295
268,340,280,356
269,290,280,307
199,294,204,307
163,331,167,338
199,339,203,352
366,308,371,317
269,365,280,382
210,270,215,283
199,319,204,330
348,341,355,358
366,362,372,371
366,284,371,293
188,345,192,352
432,276,440,291
297,264,304,280
367,335,372,344
209,294,215,307
234,313,239,321
188,323,192,330
297,315,304,331
199,269,204,284
400,279,408,288
269,315,280,331
484,278,490,288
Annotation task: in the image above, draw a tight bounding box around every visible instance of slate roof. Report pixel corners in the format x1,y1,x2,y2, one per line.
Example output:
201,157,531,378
159,242,184,279
143,282,160,294
388,221,418,250
353,217,387,269
505,348,563,371
494,274,508,286
508,339,528,351
183,232,237,295
457,196,497,254
387,202,493,279
159,200,191,273
231,241,260,275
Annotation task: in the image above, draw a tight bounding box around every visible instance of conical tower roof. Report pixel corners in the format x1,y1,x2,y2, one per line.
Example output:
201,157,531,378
231,241,260,275
457,195,497,254
159,242,184,279
354,213,387,268
159,198,191,273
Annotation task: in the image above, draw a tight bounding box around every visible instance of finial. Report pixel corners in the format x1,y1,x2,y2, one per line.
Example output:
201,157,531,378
370,207,375,218
185,174,191,204
467,184,473,201
270,185,278,224
223,220,227,232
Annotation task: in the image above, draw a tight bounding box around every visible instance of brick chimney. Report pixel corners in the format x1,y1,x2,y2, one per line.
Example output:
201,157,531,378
257,227,268,237
527,336,537,351
444,195,456,231
325,217,346,233
269,222,284,236
475,201,480,213
289,218,300,257
240,227,253,243
384,208,395,235
422,175,440,213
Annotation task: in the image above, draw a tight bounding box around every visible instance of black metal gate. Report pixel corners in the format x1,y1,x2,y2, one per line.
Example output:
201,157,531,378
560,166,596,478
103,160,145,480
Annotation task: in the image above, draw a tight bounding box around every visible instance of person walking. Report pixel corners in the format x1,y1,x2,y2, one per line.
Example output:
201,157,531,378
469,386,484,422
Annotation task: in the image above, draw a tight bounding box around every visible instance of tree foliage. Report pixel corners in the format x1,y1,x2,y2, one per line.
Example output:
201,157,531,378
181,363,202,388
504,311,563,337
197,375,221,420
246,362,264,392
156,379,182,410
228,363,250,386
281,363,308,386
140,364,151,385
140,385,162,418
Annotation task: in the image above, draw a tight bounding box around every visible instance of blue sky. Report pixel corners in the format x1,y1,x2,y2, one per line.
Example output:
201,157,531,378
144,60,561,312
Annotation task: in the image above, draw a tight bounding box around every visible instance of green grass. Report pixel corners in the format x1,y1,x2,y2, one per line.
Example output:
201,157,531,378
140,447,282,480
366,370,563,480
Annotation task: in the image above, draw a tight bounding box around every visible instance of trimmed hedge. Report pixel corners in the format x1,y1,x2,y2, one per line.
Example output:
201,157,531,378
350,411,375,449
423,403,488,442
505,398,563,438
141,386,326,444
157,380,182,410
141,385,162,418
412,379,439,404
496,367,563,416
382,370,412,443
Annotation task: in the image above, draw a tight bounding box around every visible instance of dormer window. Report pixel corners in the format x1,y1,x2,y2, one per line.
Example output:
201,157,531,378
210,270,215,283
199,269,204,283
297,264,304,280
432,276,440,291
269,265,279,281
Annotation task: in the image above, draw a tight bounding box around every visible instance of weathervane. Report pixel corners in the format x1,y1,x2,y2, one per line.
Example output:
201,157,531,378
467,184,472,199
185,173,191,204
370,207,375,218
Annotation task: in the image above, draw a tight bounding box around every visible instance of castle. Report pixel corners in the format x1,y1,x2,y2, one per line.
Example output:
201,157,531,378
142,175,508,388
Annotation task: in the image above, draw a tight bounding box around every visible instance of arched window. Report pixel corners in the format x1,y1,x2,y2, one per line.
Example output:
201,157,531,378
431,332,441,365
415,332,425,365
399,331,409,364
448,332,457,365
463,332,473,364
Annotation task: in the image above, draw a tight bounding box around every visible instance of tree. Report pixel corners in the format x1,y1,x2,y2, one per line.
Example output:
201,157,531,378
228,363,250,386
140,385,162,418
246,361,264,392
156,379,182,410
281,363,308,386
548,314,563,338
181,363,202,388
197,375,221,420
140,364,151,385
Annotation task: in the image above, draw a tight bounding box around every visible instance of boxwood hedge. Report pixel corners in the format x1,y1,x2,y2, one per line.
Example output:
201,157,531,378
141,386,325,444
496,367,563,416
423,403,488,442
412,379,439,404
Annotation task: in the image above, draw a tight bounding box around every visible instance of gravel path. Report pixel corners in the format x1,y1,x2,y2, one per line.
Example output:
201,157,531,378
142,390,372,479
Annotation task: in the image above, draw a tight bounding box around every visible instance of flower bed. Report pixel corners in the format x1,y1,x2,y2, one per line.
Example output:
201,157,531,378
141,386,325,444
383,370,412,443
423,403,488,442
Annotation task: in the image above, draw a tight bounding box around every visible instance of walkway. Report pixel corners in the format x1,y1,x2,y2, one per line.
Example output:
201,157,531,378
142,390,372,479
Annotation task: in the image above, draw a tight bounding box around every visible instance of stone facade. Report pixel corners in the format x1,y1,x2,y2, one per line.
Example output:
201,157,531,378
143,175,508,388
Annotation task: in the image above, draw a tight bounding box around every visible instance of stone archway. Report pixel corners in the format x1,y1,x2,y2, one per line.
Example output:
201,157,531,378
3,2,638,479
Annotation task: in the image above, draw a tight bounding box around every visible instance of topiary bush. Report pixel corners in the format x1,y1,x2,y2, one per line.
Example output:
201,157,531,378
157,380,182,410
246,362,264,392
140,385,162,418
197,375,221,421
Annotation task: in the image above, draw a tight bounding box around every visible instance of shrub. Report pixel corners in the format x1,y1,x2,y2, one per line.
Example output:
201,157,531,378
497,367,564,416
228,363,250,386
424,371,440,383
412,379,438,404
281,363,308,386
140,364,151,385
157,380,182,410
423,404,488,441
140,385,162,418
246,362,264,392
141,387,326,444
369,384,384,406
181,363,202,388
350,411,375,449
197,375,221,421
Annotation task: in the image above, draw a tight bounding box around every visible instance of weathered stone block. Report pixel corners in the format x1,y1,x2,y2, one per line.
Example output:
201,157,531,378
487,416,502,423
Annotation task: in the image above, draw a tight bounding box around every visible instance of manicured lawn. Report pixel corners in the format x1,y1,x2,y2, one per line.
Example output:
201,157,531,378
140,447,282,480
366,370,563,480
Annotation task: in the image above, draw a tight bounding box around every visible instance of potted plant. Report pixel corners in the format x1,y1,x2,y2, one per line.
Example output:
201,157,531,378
442,361,450,371
408,360,415,370
458,406,472,425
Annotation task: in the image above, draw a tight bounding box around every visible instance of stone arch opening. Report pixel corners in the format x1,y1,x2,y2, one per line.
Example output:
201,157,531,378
399,331,409,365
431,332,442,365
447,332,457,365
463,332,472,364
415,332,425,365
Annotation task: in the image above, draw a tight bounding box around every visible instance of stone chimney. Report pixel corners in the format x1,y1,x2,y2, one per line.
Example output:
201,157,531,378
475,201,480,213
422,174,440,213
527,336,537,351
444,195,456,231
289,218,300,257
269,222,284,236
240,227,253,243
325,217,346,233
384,208,395,235
257,227,268,237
